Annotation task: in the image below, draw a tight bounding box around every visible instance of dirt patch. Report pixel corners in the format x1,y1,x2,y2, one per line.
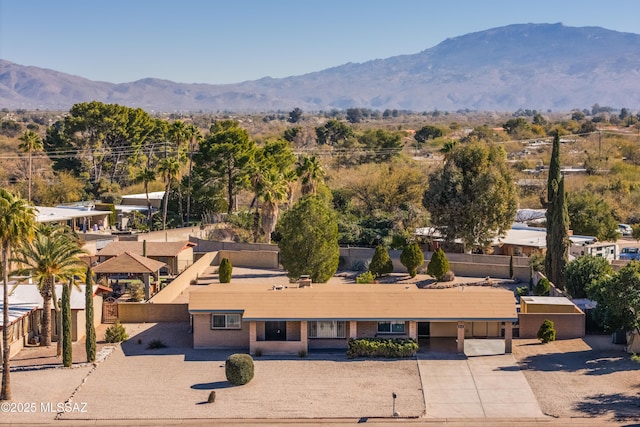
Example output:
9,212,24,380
513,335,640,422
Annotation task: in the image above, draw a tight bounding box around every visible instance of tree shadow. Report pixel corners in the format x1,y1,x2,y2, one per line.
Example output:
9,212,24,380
518,349,639,376
573,392,640,420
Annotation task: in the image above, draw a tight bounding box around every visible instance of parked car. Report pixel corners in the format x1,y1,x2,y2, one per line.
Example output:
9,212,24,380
618,224,633,236
619,247,640,260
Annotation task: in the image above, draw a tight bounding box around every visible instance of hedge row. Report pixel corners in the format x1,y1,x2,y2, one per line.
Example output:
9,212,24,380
347,337,418,358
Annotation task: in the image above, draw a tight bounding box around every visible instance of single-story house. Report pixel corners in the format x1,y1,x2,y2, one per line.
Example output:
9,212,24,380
188,282,518,355
518,296,585,339
1,283,107,357
120,191,165,209
35,205,112,232
97,240,194,275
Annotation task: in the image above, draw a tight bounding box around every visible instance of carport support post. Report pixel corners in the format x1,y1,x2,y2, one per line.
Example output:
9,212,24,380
457,321,465,353
409,321,417,340
504,322,513,354
349,321,357,339
249,321,257,355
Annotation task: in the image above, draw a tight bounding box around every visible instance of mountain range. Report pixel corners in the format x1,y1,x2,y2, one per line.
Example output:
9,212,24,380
2,23,640,112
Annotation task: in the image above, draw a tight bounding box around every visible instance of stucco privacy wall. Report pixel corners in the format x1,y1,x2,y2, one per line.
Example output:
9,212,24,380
215,250,279,269
117,303,189,323
149,251,217,303
519,313,585,339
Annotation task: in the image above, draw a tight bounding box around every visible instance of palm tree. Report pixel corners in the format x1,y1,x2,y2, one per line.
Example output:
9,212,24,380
296,155,325,196
135,166,156,228
11,224,86,355
258,170,288,244
168,121,189,224
0,189,36,401
157,157,181,230
185,124,201,226
18,130,43,203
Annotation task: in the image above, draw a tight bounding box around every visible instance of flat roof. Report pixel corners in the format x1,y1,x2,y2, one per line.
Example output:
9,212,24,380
521,296,575,306
35,206,112,223
189,283,518,322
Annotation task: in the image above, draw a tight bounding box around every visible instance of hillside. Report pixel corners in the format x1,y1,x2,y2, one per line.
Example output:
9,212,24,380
1,23,640,112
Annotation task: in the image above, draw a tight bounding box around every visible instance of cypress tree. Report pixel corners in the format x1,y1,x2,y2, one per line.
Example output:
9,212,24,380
369,245,393,278
62,281,72,367
400,242,425,278
85,266,96,363
544,133,569,289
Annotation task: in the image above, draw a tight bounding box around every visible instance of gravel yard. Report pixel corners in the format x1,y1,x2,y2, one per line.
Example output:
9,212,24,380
512,335,640,422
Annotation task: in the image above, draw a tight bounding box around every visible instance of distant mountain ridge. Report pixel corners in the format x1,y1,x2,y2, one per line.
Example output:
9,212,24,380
1,23,640,112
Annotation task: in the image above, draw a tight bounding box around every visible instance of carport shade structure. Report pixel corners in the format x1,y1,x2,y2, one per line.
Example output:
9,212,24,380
93,252,166,300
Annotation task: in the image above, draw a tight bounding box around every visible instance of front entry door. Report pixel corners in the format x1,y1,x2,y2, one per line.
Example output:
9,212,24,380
265,321,287,341
418,322,430,338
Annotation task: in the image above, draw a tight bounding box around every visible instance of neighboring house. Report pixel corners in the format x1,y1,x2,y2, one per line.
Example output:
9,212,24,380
120,191,165,209
35,205,112,232
518,296,585,339
97,240,194,275
188,282,518,356
0,295,39,358
2,283,107,357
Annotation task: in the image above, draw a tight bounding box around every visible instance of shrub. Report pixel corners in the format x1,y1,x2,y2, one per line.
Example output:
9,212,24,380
534,277,550,296
427,248,450,281
356,271,375,284
225,353,255,385
537,319,556,343
254,348,263,357
146,339,167,349
369,245,393,278
441,270,455,282
207,391,216,403
515,286,529,298
127,281,144,302
400,242,424,278
219,258,232,283
298,349,307,358
105,320,128,343
347,338,418,358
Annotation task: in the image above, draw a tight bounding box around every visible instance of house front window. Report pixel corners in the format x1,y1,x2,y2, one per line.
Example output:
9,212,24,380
308,321,346,338
211,313,241,329
377,321,405,334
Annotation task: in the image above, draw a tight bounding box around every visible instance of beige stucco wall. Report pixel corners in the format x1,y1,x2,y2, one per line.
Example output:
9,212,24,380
192,314,250,349
519,313,585,339
118,303,189,323
216,250,279,269
521,301,579,314
430,322,458,337
150,251,217,303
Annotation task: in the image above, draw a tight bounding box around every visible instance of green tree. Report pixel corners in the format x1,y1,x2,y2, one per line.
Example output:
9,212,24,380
357,129,404,163
567,191,619,241
0,189,36,401
534,277,550,296
537,319,556,343
315,119,353,146
503,117,529,138
219,258,232,283
296,155,325,196
587,262,640,338
277,196,339,283
565,255,612,299
11,224,86,350
194,120,256,214
401,242,424,278
545,133,570,290
62,280,72,367
369,245,393,278
18,130,44,202
509,255,514,279
85,266,96,363
258,170,288,244
427,248,449,281
288,107,303,123
414,125,443,148
423,142,517,252
185,124,202,226
134,166,157,228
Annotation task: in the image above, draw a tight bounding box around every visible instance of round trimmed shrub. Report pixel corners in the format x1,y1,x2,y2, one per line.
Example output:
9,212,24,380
219,258,232,283
225,353,254,385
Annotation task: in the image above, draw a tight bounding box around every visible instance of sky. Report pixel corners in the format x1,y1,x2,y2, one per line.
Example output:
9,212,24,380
1,0,639,85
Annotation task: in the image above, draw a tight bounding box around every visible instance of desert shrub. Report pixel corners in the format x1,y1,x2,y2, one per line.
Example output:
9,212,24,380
127,281,144,302
534,277,550,296
537,319,556,343
515,286,529,298
441,270,455,282
105,320,128,343
146,339,167,349
356,271,375,284
225,353,255,385
400,242,424,278
207,391,216,403
347,338,418,358
427,248,449,281
351,259,369,272
219,258,232,283
369,245,393,278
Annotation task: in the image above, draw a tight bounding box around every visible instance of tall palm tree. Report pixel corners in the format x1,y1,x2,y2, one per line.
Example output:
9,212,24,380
157,157,181,230
296,155,325,196
258,170,288,244
0,189,36,401
185,124,201,226
168,121,189,224
11,224,86,355
18,130,43,203
135,166,157,229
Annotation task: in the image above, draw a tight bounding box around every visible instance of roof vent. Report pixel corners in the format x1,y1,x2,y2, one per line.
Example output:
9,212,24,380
298,276,312,288
272,285,284,291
